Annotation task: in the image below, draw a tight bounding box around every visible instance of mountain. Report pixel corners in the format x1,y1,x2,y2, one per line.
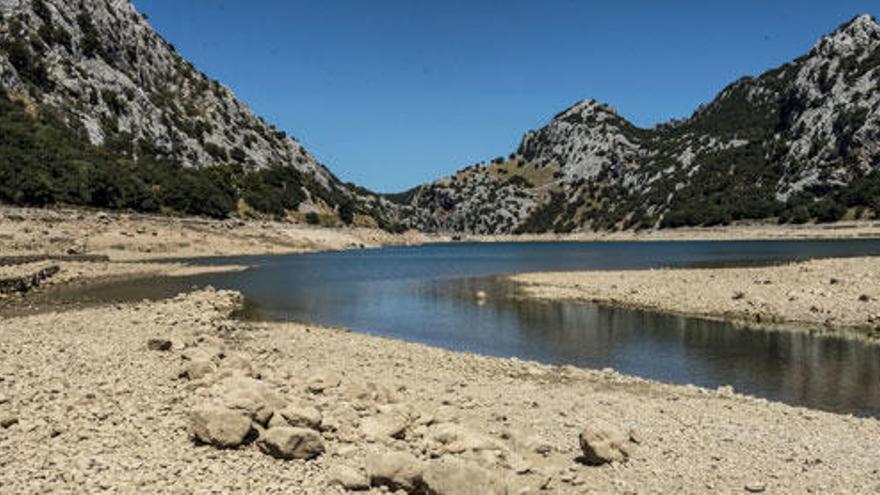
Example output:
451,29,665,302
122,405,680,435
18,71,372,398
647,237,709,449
396,14,880,233
0,0,399,227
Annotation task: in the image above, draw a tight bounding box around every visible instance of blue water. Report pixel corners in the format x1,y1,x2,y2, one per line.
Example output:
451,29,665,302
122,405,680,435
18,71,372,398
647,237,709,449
71,239,880,416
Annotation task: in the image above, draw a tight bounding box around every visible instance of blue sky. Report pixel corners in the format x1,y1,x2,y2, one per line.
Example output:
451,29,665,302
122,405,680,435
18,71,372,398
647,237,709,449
132,1,877,193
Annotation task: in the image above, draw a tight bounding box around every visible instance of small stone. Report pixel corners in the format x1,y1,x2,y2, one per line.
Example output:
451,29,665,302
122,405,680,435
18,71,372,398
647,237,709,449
180,360,215,380
745,482,766,493
268,405,322,430
859,294,872,302
216,376,285,426
421,459,506,494
732,291,746,300
361,413,408,442
628,428,643,444
147,339,173,351
716,385,735,397
257,427,325,460
327,465,369,491
307,372,342,394
189,406,253,448
1,416,19,429
366,451,424,492
578,419,634,465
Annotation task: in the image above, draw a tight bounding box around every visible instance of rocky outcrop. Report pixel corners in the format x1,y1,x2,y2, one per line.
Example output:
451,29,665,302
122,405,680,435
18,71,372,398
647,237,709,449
519,100,646,182
0,0,327,180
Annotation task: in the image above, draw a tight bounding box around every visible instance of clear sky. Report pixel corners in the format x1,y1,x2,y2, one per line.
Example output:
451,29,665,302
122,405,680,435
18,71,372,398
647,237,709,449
131,1,877,193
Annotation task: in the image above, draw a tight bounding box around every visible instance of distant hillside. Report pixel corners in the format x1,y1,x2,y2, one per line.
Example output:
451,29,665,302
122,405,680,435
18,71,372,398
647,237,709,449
396,14,880,234
0,0,400,228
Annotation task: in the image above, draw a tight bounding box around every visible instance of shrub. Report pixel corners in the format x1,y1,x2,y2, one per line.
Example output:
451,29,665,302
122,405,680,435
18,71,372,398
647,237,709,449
76,12,103,58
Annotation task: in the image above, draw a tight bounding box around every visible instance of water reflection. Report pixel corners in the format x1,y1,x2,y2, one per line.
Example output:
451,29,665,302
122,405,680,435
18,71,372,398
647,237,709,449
33,239,880,417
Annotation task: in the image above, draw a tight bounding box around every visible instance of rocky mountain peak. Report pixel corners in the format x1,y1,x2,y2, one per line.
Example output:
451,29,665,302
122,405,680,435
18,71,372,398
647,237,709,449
814,14,880,57
555,99,621,122
518,99,644,182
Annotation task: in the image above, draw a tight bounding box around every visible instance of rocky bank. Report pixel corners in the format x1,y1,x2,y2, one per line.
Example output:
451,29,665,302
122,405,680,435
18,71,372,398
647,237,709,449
1,287,879,493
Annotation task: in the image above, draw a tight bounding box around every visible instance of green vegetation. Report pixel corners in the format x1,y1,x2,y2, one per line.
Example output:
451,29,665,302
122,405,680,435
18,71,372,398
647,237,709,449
515,192,566,234
0,90,361,222
76,11,104,59
2,29,51,90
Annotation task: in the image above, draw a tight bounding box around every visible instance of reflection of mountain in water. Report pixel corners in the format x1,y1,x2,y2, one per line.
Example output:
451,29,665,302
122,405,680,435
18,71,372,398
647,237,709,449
35,240,880,417
480,282,880,416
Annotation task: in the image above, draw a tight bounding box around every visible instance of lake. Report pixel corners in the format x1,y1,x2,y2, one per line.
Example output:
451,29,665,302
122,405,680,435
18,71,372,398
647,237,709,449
64,239,880,417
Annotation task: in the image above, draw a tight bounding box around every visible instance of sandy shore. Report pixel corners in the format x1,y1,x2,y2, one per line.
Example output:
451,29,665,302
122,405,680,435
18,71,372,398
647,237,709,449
0,206,442,262
512,257,880,337
1,287,878,493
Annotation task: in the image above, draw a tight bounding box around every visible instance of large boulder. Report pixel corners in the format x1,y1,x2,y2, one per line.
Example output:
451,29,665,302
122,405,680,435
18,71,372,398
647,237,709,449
366,451,425,492
578,419,635,465
421,459,507,495
189,406,253,448
257,427,325,460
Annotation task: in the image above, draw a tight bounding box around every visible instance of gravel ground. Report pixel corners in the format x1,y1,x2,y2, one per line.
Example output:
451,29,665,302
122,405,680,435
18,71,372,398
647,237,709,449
512,257,880,337
1,288,879,493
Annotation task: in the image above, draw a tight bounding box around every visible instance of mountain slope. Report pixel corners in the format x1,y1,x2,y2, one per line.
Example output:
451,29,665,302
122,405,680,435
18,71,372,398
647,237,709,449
397,14,880,233
0,0,397,226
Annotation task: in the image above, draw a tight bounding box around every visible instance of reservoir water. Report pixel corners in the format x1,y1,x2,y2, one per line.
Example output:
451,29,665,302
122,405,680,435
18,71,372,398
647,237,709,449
65,239,880,417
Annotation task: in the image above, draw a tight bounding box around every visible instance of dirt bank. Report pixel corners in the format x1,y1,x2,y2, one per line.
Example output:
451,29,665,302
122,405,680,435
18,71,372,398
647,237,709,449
1,288,878,493
512,257,880,336
0,206,442,262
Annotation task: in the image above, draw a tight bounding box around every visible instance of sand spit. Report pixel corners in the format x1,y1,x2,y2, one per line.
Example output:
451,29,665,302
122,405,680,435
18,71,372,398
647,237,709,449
0,206,442,262
1,288,879,493
512,257,880,337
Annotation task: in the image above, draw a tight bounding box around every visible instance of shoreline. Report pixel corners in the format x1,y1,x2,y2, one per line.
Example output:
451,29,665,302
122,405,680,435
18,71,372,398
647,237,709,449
2,205,880,491
1,287,879,492
3,207,880,266
511,256,880,339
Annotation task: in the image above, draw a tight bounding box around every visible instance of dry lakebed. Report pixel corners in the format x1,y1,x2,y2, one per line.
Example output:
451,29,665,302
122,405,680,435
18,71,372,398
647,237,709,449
1,209,880,493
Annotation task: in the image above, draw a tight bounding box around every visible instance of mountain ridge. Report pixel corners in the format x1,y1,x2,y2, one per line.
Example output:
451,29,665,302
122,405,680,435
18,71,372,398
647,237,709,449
0,0,399,227
395,14,880,234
